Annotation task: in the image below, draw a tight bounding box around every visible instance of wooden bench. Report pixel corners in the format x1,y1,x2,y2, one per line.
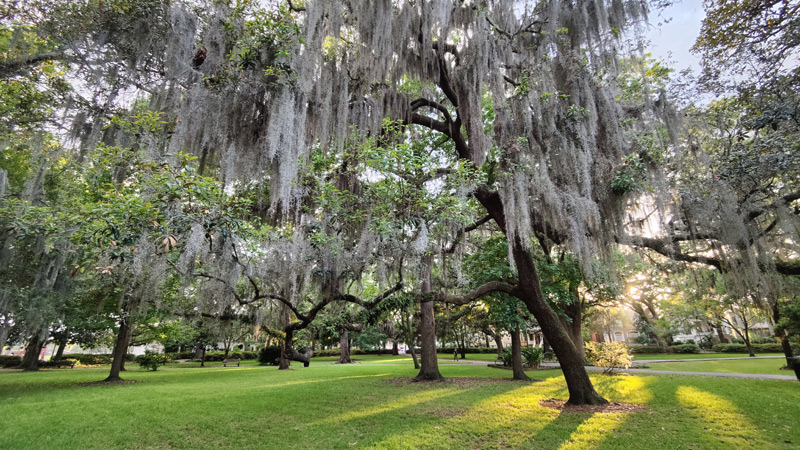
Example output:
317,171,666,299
52,360,76,369
223,358,240,367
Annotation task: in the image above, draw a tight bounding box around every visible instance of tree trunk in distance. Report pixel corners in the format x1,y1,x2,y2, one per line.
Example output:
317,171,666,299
409,338,420,369
54,340,66,360
338,330,352,363
105,317,130,381
493,332,504,355
392,340,399,355
201,346,206,367
0,322,9,355
279,328,292,370
193,344,204,360
415,254,443,381
119,321,132,372
511,326,531,381
771,302,794,366
19,333,45,371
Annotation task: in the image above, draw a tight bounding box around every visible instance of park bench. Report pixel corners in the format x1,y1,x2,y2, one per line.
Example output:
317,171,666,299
52,360,76,369
223,358,240,367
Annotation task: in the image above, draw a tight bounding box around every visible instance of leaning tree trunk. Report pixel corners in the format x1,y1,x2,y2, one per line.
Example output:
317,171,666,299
119,320,132,372
511,326,531,381
338,330,352,363
562,294,585,359
0,321,11,355
493,332,504,355
510,236,606,405
408,337,420,369
19,332,46,371
105,316,131,382
415,255,443,381
53,340,67,360
771,301,794,366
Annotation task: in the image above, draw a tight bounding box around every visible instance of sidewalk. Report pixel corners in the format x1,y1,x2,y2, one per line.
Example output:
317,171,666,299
437,357,799,381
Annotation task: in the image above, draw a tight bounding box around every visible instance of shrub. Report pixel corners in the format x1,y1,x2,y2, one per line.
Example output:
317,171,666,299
585,342,632,374
521,347,544,368
627,345,666,354
498,349,513,367
669,343,701,354
136,351,169,371
258,347,282,365
0,355,22,368
39,359,78,368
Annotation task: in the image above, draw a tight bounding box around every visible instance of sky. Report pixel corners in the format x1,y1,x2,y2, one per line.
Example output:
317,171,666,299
645,0,705,73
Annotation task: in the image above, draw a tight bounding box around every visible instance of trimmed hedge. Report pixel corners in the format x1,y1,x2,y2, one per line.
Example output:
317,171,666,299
61,353,136,365
712,343,795,353
669,343,702,354
200,351,259,361
628,345,667,354
436,347,499,354
0,355,22,367
312,348,395,357
258,347,282,365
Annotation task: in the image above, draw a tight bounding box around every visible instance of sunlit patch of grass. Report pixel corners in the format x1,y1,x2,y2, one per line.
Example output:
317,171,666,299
676,385,770,448
645,358,789,375
591,374,654,404
2,364,799,449
558,412,629,449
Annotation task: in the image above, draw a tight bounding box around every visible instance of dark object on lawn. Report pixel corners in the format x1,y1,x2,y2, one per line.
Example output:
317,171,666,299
223,358,240,367
789,357,800,381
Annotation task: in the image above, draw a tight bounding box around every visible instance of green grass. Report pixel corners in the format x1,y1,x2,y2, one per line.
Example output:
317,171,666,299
643,358,791,376
633,353,785,361
1,362,798,449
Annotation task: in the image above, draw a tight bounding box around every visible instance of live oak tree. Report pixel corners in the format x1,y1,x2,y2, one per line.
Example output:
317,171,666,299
6,0,690,405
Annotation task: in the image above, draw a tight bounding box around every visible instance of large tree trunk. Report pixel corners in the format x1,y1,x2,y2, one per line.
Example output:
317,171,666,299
19,332,45,371
392,340,399,355
338,330,352,363
415,255,443,381
511,326,531,381
510,236,606,405
105,316,130,382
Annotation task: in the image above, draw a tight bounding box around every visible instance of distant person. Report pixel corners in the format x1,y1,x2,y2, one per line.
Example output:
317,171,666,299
453,348,458,361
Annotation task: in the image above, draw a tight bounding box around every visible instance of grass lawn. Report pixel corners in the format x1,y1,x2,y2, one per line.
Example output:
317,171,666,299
2,362,799,449
642,358,791,376
633,353,785,361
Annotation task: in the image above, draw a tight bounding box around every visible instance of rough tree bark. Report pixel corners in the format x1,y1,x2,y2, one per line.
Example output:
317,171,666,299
19,332,45,371
338,329,352,363
53,340,67,360
510,236,606,404
474,191,607,404
105,315,131,382
511,326,531,382
560,292,586,358
771,301,795,366
415,254,443,381
493,332,504,355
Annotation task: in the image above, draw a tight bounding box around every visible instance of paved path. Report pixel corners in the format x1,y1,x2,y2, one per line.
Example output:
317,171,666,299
436,357,799,381
636,356,784,363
